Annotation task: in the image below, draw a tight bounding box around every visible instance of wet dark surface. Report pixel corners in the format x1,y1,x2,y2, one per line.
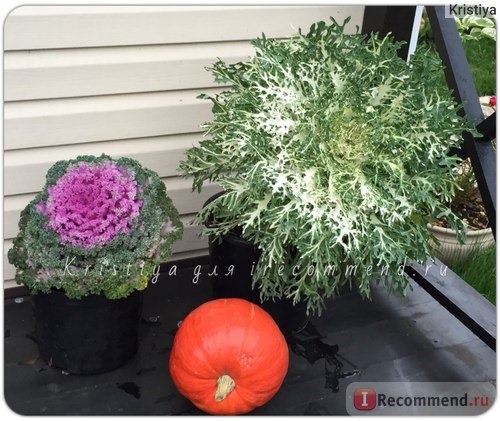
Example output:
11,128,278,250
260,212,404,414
4,265,496,415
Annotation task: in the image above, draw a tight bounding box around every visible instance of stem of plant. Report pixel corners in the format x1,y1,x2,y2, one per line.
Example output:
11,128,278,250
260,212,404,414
215,374,235,401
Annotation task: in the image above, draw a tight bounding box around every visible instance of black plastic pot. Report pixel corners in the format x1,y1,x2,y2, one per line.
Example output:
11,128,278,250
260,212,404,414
33,289,143,375
205,192,308,334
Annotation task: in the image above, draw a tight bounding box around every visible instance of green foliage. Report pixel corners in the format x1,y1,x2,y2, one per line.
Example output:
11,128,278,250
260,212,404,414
180,18,477,313
462,37,496,96
455,16,496,42
419,10,496,96
8,154,183,299
451,159,478,205
448,245,496,304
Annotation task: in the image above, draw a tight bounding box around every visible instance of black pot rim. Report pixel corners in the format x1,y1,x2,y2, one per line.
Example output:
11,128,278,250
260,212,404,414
203,191,259,250
33,288,142,308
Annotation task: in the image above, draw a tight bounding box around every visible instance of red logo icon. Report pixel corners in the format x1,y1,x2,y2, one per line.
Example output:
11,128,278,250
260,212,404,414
354,388,377,410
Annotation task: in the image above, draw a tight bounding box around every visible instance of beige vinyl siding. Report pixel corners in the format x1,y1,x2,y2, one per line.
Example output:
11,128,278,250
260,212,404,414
4,42,254,101
4,6,362,50
3,5,364,286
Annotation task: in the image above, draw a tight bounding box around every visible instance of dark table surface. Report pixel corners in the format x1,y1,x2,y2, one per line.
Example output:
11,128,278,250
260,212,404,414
3,265,496,415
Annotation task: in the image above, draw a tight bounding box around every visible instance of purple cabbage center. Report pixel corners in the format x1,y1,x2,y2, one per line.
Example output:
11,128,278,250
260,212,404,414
37,161,143,248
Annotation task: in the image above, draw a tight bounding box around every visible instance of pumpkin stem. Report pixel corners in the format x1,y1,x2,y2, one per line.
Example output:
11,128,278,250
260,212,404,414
215,374,235,401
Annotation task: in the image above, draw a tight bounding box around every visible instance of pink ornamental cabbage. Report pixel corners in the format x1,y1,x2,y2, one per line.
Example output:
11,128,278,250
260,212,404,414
37,161,143,248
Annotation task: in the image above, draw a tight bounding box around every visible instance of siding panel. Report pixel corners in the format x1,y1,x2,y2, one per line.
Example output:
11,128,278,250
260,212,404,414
5,6,363,50
4,134,202,195
4,42,254,101
4,89,217,150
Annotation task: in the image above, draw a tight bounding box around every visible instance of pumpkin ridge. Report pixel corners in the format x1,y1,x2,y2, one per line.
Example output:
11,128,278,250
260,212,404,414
226,386,264,413
234,324,286,377
236,301,257,375
232,353,288,404
187,310,223,375
226,380,274,406
173,310,219,378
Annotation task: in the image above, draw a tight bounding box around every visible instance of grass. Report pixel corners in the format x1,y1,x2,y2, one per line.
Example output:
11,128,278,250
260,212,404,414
462,37,496,96
447,245,496,304
418,13,496,97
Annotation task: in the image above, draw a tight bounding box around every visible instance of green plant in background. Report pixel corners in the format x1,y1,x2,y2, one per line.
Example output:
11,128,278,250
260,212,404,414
419,10,496,96
448,245,496,304
439,158,490,230
462,36,496,96
180,18,477,313
455,16,496,42
452,159,478,206
8,154,183,299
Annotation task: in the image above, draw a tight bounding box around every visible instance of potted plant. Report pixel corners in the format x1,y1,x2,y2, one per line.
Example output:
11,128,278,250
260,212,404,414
428,158,494,265
179,18,476,316
8,154,183,374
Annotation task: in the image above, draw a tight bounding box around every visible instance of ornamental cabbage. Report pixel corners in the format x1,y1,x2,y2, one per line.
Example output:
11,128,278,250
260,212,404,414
179,18,478,313
8,154,183,299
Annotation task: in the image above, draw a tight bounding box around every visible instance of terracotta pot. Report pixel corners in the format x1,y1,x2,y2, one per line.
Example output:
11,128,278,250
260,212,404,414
427,223,494,265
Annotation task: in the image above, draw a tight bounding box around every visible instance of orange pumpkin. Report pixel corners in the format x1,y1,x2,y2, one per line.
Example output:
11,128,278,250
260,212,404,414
169,298,289,415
